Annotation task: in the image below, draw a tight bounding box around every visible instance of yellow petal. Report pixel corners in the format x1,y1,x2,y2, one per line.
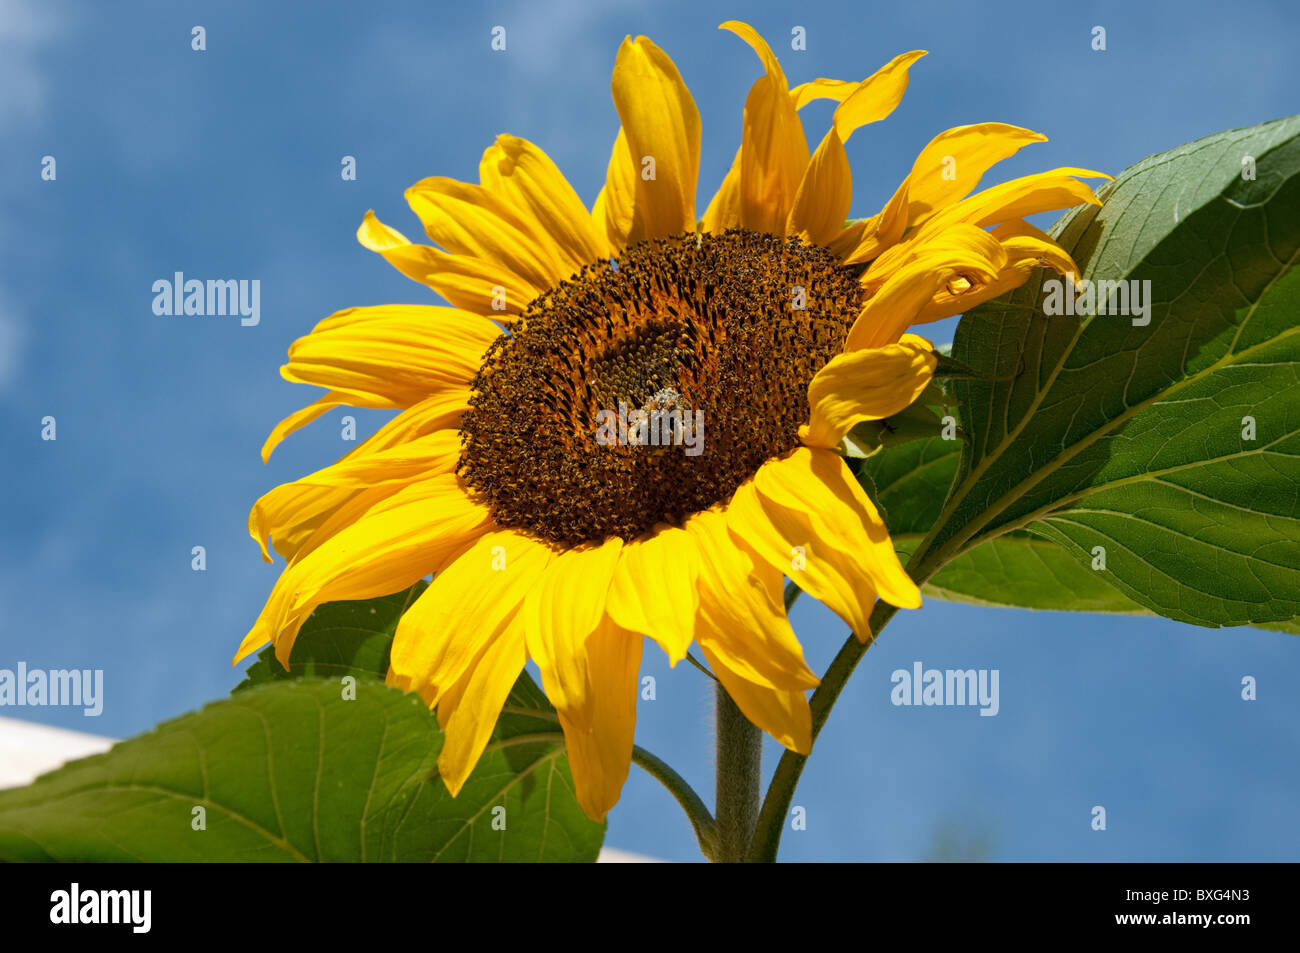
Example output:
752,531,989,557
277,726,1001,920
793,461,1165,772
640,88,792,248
912,219,1079,324
606,525,700,666
554,617,642,823
276,394,475,567
786,127,851,245
758,448,919,612
387,532,556,797
404,176,566,291
276,392,477,563
435,617,530,797
800,339,937,449
685,507,818,691
701,146,742,234
829,50,927,142
700,645,812,753
235,476,492,667
847,224,1006,348
522,538,642,820
721,21,809,234
789,50,926,115
351,389,473,456
844,268,950,350
478,135,606,273
357,209,540,314
592,128,637,255
826,217,871,259
251,430,462,562
851,123,1048,264
259,392,349,463
610,36,702,243
912,168,1108,239
279,305,499,409
784,50,930,244
524,538,623,713
260,377,470,466
258,391,472,560
252,485,376,565
862,220,1005,292
789,77,859,110
720,20,784,75
795,338,941,449
989,219,1077,272
388,530,554,711
281,486,397,567
727,448,920,640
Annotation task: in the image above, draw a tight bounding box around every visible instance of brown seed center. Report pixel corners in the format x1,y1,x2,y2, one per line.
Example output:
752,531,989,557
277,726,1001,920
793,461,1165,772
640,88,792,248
457,229,865,546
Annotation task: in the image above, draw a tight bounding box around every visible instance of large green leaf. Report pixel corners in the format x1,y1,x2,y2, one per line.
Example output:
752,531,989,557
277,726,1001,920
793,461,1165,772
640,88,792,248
867,435,1292,621
234,581,426,690
2,589,603,862
233,584,580,778
892,531,1149,613
862,433,961,535
0,678,603,862
863,430,1130,612
910,115,1300,628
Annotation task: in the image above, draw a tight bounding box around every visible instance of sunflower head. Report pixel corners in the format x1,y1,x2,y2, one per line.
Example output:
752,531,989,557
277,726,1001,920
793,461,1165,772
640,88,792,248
458,229,867,546
239,21,1107,821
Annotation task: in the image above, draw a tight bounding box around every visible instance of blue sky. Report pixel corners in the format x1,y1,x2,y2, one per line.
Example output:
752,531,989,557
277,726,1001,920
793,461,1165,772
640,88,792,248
2,0,1298,861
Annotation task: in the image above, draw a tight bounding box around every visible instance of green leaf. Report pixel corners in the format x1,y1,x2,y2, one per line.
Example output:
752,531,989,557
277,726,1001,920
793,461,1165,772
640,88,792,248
918,115,1300,629
848,400,944,456
862,434,961,535
873,440,1296,622
0,678,604,862
895,531,1150,613
1257,618,1300,635
232,582,579,777
931,350,993,381
235,582,426,690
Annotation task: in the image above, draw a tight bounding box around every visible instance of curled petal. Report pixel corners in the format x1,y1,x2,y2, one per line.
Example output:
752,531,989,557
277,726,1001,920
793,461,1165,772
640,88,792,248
800,339,937,449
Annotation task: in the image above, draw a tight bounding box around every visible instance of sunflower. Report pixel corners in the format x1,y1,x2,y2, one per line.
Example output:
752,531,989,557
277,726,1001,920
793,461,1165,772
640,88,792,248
236,21,1106,821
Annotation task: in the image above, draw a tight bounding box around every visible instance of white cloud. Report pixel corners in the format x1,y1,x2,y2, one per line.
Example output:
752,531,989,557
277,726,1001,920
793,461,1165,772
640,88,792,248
502,0,634,78
0,0,61,126
0,0,65,391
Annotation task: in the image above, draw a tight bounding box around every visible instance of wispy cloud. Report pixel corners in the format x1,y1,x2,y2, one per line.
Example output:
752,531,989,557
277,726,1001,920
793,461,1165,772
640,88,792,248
0,0,61,126
0,0,67,393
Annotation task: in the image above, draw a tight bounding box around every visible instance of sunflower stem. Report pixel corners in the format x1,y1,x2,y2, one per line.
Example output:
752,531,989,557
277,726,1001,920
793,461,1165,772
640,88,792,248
630,744,719,859
746,599,901,862
714,682,762,862
748,522,960,862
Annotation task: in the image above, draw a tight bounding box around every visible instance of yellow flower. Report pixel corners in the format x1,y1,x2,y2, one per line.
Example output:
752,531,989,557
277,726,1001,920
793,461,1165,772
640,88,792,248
236,21,1107,821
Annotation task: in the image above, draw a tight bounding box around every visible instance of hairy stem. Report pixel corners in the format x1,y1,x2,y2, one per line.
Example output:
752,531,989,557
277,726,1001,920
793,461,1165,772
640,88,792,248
631,744,718,859
714,682,763,862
